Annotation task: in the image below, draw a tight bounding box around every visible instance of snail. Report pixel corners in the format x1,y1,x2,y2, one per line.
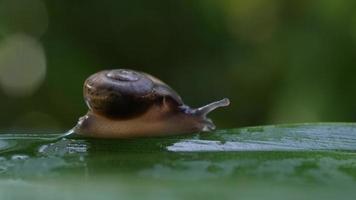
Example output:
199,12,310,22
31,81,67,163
72,69,230,138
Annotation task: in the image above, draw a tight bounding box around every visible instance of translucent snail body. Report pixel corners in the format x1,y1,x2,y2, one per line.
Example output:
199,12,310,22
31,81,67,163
73,69,230,138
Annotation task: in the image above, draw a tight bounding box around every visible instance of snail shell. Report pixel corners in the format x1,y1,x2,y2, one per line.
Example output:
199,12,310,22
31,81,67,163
74,69,230,138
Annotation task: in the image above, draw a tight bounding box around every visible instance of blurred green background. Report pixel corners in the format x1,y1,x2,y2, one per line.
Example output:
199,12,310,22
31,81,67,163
0,0,356,132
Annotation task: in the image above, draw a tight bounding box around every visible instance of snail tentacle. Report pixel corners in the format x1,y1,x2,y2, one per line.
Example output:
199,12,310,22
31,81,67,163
194,98,230,117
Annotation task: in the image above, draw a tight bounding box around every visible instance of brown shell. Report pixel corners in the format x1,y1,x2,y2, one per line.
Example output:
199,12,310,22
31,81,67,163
83,69,183,119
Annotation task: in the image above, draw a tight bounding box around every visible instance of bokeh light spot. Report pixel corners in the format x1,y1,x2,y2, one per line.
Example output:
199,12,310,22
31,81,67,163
0,34,46,97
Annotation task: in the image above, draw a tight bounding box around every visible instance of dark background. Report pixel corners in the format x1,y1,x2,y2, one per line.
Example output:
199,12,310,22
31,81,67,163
0,0,356,132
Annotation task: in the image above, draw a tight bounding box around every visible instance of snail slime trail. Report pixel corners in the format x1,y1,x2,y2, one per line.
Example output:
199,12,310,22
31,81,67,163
72,69,230,138
0,129,75,141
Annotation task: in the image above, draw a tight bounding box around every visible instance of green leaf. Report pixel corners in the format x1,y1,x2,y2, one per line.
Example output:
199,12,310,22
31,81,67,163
1,123,356,200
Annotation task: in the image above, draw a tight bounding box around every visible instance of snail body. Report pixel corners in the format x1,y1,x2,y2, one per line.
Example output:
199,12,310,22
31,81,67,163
73,69,230,138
